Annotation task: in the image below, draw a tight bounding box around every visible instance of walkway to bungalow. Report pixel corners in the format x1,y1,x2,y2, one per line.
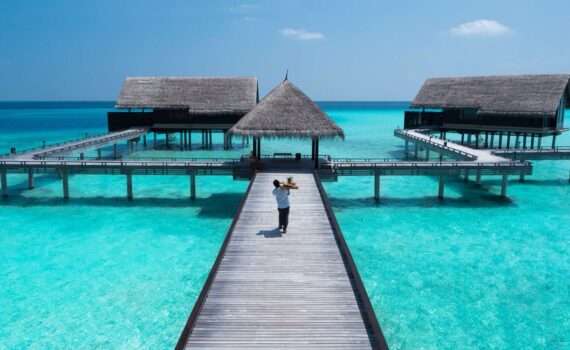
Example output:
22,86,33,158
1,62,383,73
8,128,147,160
176,171,386,350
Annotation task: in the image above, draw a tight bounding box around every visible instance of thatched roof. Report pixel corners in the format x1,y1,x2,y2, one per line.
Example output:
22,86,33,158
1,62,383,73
228,80,344,138
115,77,258,115
411,74,570,117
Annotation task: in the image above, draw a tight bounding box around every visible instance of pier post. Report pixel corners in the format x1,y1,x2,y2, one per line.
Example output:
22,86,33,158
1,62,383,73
28,168,34,189
97,149,102,160
1,169,7,197
438,176,445,199
464,169,469,182
476,169,481,185
530,134,535,149
153,133,157,147
189,130,192,150
80,152,85,160
404,140,409,158
500,175,508,198
425,149,430,160
180,132,184,149
113,144,118,159
552,134,557,148
414,143,418,159
498,133,503,149
143,134,147,148
461,133,465,144
506,132,511,148
126,171,133,200
61,169,69,200
519,173,525,182
538,135,542,148
374,172,380,202
190,173,196,200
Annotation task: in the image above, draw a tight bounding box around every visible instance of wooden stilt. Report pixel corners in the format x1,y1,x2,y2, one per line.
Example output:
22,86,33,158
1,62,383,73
523,133,527,149
62,169,69,200
476,169,481,185
143,134,147,148
538,135,542,148
530,134,535,149
501,175,508,198
97,149,102,160
126,171,133,200
497,133,502,148
552,134,557,148
190,173,196,200
464,169,469,182
438,176,445,199
153,133,157,147
28,168,34,189
519,173,525,182
1,169,7,197
484,131,489,148
506,132,511,148
189,130,192,150
425,149,430,160
374,172,380,202
414,143,418,159
314,139,320,169
404,140,409,158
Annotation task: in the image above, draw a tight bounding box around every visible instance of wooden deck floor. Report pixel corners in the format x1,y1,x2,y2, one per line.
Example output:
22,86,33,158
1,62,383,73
178,171,385,349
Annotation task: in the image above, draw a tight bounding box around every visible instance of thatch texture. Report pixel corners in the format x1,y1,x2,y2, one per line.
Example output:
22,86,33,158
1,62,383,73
229,80,344,138
411,74,570,117
116,77,258,115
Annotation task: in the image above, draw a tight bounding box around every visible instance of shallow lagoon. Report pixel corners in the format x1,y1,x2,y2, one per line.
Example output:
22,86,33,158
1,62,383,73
0,102,569,349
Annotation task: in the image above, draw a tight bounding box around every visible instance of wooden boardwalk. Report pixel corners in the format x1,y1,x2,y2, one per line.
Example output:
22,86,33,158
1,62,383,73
177,171,386,349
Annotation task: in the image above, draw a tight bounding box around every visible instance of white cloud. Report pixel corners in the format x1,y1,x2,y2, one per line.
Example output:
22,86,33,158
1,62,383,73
450,19,512,37
280,28,324,41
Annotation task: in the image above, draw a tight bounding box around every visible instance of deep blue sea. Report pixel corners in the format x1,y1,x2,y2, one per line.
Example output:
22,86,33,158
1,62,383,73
0,102,569,349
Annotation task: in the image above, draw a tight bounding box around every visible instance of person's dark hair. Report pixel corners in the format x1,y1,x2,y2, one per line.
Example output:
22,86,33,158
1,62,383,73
273,179,280,188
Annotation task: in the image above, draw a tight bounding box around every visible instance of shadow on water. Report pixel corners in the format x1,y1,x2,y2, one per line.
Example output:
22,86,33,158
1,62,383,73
0,192,245,219
329,195,515,210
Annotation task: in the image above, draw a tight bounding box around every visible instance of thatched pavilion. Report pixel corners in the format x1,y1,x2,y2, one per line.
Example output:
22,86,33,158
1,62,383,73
108,77,258,149
229,79,344,168
406,74,570,148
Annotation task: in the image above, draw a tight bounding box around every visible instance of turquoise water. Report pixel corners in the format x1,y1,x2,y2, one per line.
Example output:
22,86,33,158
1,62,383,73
1,102,569,349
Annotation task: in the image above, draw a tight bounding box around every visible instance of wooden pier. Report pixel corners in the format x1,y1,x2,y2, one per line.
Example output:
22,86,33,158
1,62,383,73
176,171,387,349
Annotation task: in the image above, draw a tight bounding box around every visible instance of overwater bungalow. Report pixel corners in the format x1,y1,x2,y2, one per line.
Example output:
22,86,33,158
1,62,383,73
107,77,259,149
405,74,570,148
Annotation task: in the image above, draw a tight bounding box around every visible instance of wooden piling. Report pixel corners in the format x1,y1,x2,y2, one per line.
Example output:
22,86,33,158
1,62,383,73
476,169,481,185
61,169,69,200
438,176,445,199
28,168,34,189
1,169,7,197
190,173,196,200
501,175,508,198
126,171,133,200
374,172,380,202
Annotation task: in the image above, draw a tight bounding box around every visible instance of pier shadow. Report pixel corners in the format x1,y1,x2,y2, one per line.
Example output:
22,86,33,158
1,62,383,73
257,228,283,238
328,193,515,210
0,192,245,219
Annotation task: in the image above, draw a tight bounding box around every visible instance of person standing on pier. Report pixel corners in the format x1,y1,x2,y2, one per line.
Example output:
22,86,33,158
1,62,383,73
272,179,297,233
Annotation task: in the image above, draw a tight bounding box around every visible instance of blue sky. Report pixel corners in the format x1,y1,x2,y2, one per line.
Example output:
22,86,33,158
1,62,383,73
1,0,569,101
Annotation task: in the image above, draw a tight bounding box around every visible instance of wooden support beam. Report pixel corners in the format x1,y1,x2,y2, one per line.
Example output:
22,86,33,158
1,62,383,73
501,175,508,198
464,169,469,182
1,169,7,197
425,149,430,160
314,138,320,169
189,130,192,150
153,132,157,147
374,172,380,202
414,143,418,159
97,149,102,160
460,133,465,145
28,168,34,189
438,176,445,199
476,169,481,185
143,134,147,148
552,134,557,148
530,134,535,149
523,133,527,149
126,171,133,200
113,144,118,159
538,135,542,148
404,140,409,158
61,169,69,200
519,173,525,182
498,133,503,149
190,173,196,200
506,132,511,148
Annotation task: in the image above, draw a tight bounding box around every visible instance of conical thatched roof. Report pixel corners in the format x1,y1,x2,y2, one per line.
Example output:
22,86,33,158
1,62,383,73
229,80,344,139
411,74,570,117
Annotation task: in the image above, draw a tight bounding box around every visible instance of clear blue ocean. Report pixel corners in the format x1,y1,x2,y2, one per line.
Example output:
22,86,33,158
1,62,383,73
0,102,569,349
